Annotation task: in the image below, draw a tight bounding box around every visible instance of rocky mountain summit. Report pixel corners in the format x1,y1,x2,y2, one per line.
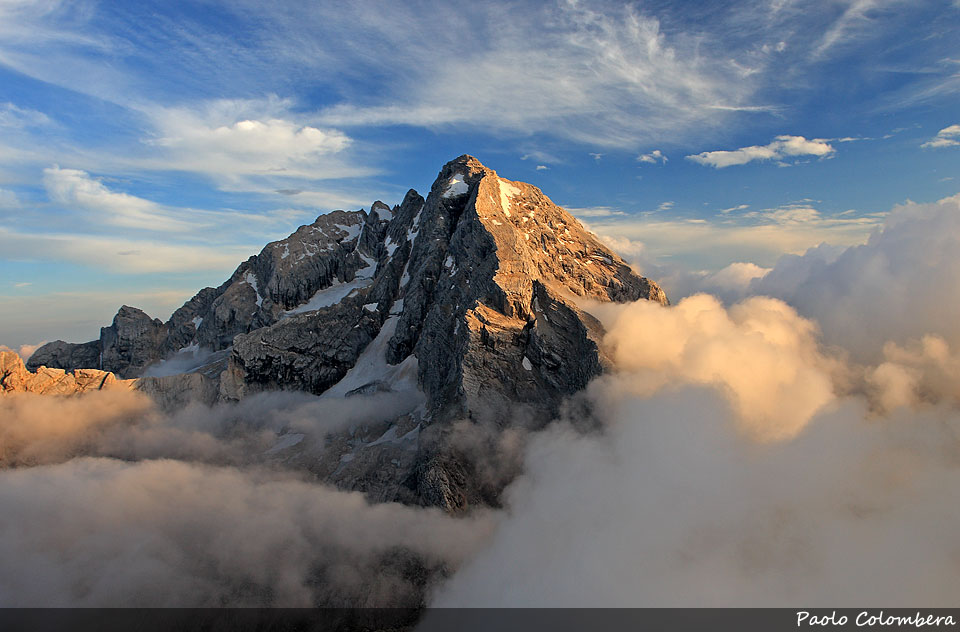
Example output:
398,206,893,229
18,155,666,510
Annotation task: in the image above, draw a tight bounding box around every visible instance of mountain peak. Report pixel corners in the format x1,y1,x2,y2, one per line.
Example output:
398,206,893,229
24,156,667,510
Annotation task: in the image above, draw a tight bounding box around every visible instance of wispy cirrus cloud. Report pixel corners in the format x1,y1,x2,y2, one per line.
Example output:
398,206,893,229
687,135,835,168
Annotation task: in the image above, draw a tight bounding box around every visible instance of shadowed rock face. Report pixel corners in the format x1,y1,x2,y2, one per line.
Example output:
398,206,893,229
22,155,667,510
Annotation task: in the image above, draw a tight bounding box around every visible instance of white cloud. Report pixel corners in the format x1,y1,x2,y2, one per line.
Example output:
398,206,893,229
921,124,960,148
687,135,835,168
43,166,198,233
750,193,960,361
719,204,749,214
143,98,356,180
535,165,548,171
306,2,768,148
638,149,667,164
0,102,50,128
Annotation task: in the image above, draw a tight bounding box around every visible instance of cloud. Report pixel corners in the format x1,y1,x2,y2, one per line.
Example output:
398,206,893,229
0,342,46,361
434,223,960,605
659,261,773,305
750,193,960,360
566,206,626,218
433,385,960,606
0,458,490,606
588,204,882,270
142,98,358,181
920,124,960,148
305,2,768,148
586,294,839,441
638,149,667,164
0,226,256,273
719,204,750,214
535,165,548,171
0,102,51,128
687,135,835,168
0,387,495,607
43,166,200,233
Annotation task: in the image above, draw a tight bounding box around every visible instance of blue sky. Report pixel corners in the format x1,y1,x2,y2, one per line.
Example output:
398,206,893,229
1,0,959,348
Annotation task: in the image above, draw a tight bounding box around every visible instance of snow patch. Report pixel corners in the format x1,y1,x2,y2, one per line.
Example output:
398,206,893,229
368,423,420,448
264,433,304,455
326,314,421,397
357,253,378,279
285,277,372,315
191,316,203,329
385,235,399,257
522,356,533,371
280,243,290,259
335,223,362,241
244,272,264,307
499,179,520,217
443,173,469,198
363,302,378,312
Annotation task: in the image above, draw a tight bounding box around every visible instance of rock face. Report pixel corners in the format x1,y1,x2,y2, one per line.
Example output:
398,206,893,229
2,350,217,408
22,155,667,510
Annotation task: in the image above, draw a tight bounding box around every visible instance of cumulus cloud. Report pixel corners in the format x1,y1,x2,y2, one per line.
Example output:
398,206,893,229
921,124,960,148
433,385,960,606
588,294,838,441
687,135,835,168
638,149,667,164
433,188,960,608
658,261,772,305
751,193,960,360
144,98,356,180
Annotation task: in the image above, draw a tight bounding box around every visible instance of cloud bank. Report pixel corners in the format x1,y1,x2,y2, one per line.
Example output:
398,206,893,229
432,190,960,606
4,185,960,609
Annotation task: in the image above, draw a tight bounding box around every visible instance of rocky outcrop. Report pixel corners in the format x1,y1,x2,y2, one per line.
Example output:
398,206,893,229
21,155,668,510
25,340,101,372
3,351,218,408
3,350,131,395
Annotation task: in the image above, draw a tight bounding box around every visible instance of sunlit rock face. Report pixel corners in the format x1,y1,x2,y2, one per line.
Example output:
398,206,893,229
22,155,667,510
1,350,217,409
